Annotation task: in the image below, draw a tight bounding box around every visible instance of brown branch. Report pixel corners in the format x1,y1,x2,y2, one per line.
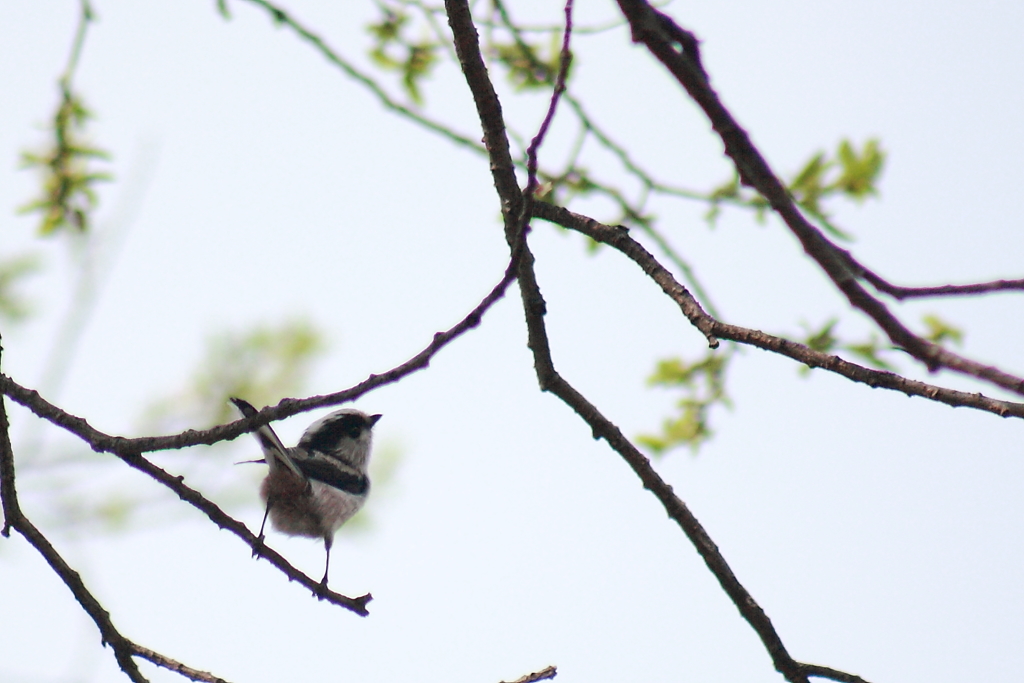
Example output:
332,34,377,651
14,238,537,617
0,248,527,617
522,0,573,199
533,202,1024,420
859,267,1024,300
1,343,234,683
800,663,872,683
0,248,523,457
0,373,372,613
611,0,1024,397
442,3,839,683
131,644,230,683
500,665,558,683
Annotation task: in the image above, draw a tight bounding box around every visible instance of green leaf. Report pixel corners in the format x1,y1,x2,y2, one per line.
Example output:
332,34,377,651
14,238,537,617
829,138,885,200
19,90,111,235
490,36,567,91
366,8,437,105
639,352,730,455
844,337,896,371
922,314,963,346
803,318,839,354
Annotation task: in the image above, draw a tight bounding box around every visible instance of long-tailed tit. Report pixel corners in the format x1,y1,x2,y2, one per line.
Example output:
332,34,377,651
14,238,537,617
231,397,381,590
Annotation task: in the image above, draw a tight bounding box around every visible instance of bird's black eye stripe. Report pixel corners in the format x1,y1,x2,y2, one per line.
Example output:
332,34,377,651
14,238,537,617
300,413,372,453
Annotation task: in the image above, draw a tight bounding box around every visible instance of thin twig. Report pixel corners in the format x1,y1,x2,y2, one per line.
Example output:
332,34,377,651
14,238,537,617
0,244,524,457
1,373,373,614
860,268,1024,300
441,3,861,683
612,0,1024,397
131,644,230,683
60,0,94,95
532,203,1024,420
801,663,872,683
522,0,573,198
2,341,231,683
236,0,483,153
500,665,558,683
0,245,527,615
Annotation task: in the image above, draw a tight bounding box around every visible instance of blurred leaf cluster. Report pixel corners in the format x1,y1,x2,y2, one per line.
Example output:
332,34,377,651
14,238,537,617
19,89,112,235
0,255,42,323
705,139,885,239
142,319,327,432
367,5,439,105
637,353,731,454
489,34,566,91
800,318,895,372
921,314,963,346
799,313,963,375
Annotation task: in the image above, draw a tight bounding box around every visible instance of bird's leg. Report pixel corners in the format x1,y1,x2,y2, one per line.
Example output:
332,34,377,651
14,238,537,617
314,535,332,597
253,498,272,558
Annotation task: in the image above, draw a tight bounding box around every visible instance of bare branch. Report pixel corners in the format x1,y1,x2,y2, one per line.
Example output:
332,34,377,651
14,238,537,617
535,203,1024,415
131,644,230,683
522,0,573,199
500,665,558,683
800,663,873,683
0,245,528,617
611,0,1024,397
860,268,1024,300
442,2,823,682
532,203,1024,420
0,247,523,457
0,373,373,613
2,343,193,682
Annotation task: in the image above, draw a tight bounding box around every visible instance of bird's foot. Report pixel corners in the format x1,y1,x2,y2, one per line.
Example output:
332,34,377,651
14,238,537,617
312,575,330,599
252,534,266,559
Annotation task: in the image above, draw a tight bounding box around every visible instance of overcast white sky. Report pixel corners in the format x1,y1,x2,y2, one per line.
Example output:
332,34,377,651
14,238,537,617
1,1,1023,682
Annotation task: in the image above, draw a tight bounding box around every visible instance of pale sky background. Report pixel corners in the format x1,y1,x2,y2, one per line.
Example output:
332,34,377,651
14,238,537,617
1,1,1023,682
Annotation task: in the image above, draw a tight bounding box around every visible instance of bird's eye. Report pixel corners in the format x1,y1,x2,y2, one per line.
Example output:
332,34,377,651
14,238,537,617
302,414,366,452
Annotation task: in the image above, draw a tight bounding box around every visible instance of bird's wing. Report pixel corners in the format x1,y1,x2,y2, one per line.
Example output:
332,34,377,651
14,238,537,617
230,397,306,481
293,456,369,495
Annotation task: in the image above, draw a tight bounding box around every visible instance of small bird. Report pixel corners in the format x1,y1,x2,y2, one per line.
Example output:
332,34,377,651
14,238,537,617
231,397,382,591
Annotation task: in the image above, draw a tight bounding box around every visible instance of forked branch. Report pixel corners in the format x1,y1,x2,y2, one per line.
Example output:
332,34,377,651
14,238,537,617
443,1,870,682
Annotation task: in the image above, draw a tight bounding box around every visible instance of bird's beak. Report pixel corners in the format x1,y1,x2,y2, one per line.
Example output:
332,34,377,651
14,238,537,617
369,414,383,427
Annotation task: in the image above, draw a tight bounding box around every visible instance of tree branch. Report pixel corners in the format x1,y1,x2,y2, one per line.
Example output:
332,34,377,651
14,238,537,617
500,665,558,683
235,0,483,154
0,246,527,617
859,267,1024,300
0,246,523,456
611,0,1024,397
801,663,872,683
130,644,230,683
441,2,867,682
0,373,372,613
1,342,233,682
532,202,1024,420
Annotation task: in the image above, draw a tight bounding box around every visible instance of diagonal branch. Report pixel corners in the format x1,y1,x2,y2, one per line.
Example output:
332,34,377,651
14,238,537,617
236,0,483,153
611,0,1024,397
1,344,230,683
858,268,1024,300
130,644,230,683
0,247,527,616
0,248,524,456
500,665,558,683
441,2,872,683
1,374,372,614
532,202,1024,421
